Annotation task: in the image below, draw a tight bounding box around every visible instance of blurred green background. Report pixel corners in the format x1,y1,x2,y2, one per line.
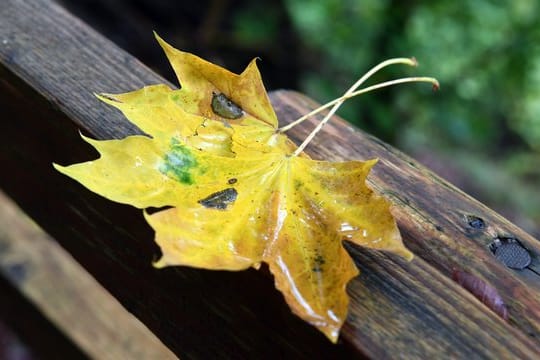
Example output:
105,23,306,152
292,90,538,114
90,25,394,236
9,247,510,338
59,0,539,237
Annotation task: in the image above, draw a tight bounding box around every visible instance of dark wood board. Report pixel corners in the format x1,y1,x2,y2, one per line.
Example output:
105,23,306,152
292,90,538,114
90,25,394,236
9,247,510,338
0,190,176,359
0,274,88,359
1,0,539,358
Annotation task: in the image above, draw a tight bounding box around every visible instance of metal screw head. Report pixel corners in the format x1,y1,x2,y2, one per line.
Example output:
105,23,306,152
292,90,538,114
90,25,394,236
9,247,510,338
489,237,531,270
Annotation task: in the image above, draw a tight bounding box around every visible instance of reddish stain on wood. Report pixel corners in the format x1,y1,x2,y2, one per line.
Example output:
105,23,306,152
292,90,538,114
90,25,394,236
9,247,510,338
452,269,508,320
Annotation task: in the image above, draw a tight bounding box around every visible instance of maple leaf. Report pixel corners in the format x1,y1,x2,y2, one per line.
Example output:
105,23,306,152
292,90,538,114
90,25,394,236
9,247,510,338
54,35,437,342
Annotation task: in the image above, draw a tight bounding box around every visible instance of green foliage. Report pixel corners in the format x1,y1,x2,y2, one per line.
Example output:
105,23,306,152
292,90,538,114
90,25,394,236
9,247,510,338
284,0,540,234
285,0,540,150
232,2,281,46
285,0,390,135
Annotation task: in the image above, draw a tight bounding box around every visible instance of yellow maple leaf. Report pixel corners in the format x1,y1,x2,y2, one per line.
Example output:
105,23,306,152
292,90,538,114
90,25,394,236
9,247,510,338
54,35,438,342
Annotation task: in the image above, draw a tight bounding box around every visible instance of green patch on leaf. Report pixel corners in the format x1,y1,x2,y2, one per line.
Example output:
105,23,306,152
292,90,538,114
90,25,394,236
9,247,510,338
160,138,198,184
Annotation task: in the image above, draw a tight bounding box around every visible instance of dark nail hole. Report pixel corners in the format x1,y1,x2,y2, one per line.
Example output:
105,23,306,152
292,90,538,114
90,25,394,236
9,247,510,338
489,236,531,270
466,215,485,230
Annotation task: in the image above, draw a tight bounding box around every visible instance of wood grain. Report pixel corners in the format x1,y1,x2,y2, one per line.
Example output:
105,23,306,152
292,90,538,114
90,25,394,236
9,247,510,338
1,0,539,358
272,91,540,344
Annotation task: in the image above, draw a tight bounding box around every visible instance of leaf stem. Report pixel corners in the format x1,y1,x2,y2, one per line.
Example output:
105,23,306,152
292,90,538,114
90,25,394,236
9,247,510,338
279,57,417,133
291,76,439,157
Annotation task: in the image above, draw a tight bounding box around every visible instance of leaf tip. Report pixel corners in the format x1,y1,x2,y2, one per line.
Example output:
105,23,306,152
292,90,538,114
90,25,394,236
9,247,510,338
52,162,64,173
153,30,164,43
52,161,76,181
152,257,168,269
95,92,122,104
365,157,379,168
78,131,96,145
401,248,415,261
153,31,169,50
322,327,340,344
154,32,174,54
388,231,414,261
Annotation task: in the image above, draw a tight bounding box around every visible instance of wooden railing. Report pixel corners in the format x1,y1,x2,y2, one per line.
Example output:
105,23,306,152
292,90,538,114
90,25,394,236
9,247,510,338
1,0,539,358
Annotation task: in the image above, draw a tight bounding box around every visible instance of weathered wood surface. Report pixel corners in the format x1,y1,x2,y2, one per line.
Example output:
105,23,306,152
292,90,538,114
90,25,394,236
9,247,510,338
1,0,539,358
0,190,176,359
273,91,540,347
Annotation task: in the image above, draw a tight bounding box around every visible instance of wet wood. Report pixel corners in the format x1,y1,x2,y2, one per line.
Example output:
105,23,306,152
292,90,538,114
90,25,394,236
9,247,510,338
272,90,540,353
1,0,539,358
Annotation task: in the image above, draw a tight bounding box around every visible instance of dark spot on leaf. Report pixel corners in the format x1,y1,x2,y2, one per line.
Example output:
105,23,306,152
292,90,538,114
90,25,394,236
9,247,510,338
452,269,508,320
466,215,486,230
227,178,237,184
211,92,243,119
198,188,238,210
489,236,531,270
312,254,326,273
314,255,325,265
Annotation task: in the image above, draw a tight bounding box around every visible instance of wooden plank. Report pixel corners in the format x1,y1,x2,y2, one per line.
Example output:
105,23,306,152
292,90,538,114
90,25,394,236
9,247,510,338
0,190,177,359
0,272,88,359
1,0,539,358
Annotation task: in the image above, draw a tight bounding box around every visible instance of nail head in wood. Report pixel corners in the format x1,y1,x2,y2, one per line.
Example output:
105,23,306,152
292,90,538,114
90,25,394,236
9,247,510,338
490,237,532,270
